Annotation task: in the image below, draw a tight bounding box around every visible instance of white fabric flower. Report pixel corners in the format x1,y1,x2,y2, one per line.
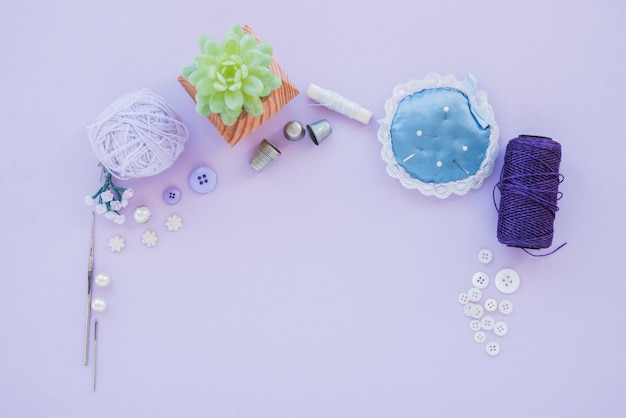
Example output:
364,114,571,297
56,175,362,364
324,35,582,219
108,235,125,252
95,204,107,215
142,230,158,247
112,214,126,224
101,190,114,203
166,214,182,231
122,188,134,200
84,196,95,206
104,211,115,220
121,199,129,208
110,200,122,211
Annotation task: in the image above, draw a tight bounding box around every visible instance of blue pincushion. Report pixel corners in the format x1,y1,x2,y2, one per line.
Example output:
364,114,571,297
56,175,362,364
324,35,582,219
378,73,500,198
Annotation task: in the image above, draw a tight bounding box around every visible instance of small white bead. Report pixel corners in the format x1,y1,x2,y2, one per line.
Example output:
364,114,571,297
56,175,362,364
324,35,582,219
436,161,442,167
95,272,111,288
133,205,151,224
443,106,450,112
416,130,423,136
92,297,107,313
462,145,468,151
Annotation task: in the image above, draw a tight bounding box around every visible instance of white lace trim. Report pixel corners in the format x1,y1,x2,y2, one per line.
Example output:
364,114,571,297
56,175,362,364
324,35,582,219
377,73,500,199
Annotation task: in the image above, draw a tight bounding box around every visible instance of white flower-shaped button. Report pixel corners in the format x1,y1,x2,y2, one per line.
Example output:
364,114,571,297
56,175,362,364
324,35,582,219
472,272,490,289
166,214,183,231
142,231,159,248
474,331,486,343
109,235,125,252
495,268,521,294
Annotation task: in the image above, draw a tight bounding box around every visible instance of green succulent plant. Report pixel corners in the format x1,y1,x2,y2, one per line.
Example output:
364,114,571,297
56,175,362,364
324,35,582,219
182,25,282,126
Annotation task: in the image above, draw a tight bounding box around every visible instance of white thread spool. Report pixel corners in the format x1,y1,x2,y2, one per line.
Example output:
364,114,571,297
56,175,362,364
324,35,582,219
306,84,372,124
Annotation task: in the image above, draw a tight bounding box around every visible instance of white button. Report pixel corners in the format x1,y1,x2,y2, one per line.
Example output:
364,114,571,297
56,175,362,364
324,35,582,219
485,341,500,356
494,321,508,337
470,320,481,331
467,287,482,302
499,299,514,315
470,304,484,319
464,303,476,317
480,316,495,331
474,331,486,343
484,298,498,312
471,272,490,289
478,249,493,264
458,293,469,304
495,268,521,294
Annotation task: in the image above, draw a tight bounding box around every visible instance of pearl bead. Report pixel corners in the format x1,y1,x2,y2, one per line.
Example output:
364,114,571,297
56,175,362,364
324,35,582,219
443,106,450,112
416,130,423,136
91,297,107,313
436,161,442,167
133,205,151,224
95,272,111,288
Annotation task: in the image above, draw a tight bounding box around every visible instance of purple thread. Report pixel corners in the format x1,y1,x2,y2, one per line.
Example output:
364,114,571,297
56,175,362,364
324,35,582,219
495,135,564,250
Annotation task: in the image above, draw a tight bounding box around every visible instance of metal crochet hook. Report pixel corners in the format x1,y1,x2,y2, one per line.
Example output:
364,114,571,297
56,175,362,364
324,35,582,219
93,318,99,391
83,212,95,365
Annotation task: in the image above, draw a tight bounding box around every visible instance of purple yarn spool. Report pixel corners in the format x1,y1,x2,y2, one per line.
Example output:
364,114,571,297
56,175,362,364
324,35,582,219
496,135,563,249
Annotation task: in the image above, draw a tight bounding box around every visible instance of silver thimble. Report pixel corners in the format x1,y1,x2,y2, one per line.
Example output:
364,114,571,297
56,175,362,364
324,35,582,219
306,119,332,145
283,121,305,141
250,139,281,171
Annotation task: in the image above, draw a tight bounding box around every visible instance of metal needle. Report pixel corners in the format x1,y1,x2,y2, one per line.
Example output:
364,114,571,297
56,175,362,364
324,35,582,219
84,212,95,365
453,160,470,175
93,319,98,391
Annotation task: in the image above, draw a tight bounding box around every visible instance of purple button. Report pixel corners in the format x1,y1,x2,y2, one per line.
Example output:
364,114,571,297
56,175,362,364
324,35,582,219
188,165,217,194
163,187,181,205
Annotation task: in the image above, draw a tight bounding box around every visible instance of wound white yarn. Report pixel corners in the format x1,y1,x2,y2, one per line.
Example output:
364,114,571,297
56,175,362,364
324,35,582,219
88,89,189,180
306,83,372,124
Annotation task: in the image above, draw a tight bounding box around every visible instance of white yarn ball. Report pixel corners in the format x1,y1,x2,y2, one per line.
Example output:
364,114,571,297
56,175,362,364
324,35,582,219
88,89,189,179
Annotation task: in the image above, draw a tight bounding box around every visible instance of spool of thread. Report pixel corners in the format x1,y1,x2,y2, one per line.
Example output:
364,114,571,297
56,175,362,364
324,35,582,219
495,135,564,250
88,89,189,180
306,83,372,124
